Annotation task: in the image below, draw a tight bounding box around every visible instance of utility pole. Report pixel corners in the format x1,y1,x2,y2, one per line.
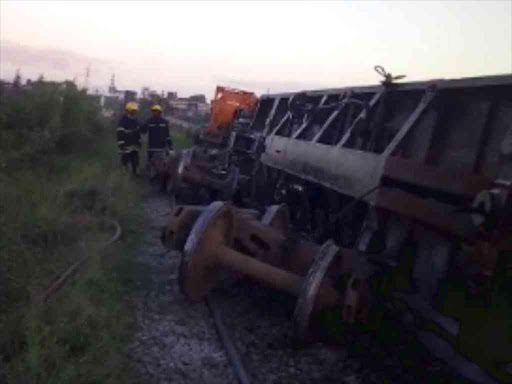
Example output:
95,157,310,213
84,65,91,91
109,74,117,95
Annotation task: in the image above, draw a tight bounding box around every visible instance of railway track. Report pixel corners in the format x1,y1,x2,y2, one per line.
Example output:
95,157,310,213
153,71,511,384
130,190,480,384
131,72,512,384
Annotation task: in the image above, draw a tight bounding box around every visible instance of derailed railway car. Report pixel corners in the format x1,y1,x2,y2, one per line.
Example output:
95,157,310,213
234,72,512,383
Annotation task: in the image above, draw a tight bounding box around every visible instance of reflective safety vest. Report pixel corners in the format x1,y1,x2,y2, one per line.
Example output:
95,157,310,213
141,116,173,150
117,115,141,153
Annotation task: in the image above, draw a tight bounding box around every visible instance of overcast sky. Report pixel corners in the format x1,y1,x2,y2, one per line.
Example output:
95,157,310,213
1,1,511,98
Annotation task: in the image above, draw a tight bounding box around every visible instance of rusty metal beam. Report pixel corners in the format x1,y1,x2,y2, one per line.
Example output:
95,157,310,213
262,97,281,135
312,108,340,143
337,90,384,148
375,187,477,239
383,157,493,198
382,87,437,157
291,94,329,140
270,111,291,136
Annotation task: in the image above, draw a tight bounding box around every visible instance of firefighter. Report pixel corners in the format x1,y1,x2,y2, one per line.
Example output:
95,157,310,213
141,105,173,188
117,102,141,176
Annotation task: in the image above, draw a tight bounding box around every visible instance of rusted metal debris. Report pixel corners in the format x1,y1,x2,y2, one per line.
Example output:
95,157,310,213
165,202,373,340
166,71,512,383
155,148,240,200
177,202,346,339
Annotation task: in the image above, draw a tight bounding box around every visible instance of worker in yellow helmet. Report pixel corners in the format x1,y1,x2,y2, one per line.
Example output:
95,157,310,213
117,102,141,176
141,104,173,190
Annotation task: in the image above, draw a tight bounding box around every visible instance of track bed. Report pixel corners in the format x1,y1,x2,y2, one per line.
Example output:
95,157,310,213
129,190,476,384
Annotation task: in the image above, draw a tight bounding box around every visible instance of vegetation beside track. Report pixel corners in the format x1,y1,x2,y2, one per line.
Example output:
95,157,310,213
0,78,156,383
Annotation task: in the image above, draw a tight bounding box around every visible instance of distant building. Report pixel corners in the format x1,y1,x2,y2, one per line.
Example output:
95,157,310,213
124,90,137,103
197,103,210,115
96,79,210,118
148,91,160,104
106,74,137,104
168,94,209,117
170,98,194,111
141,87,151,99
189,94,207,103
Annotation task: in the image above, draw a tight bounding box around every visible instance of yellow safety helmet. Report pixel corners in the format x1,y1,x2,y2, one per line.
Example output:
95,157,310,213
151,105,162,112
125,102,139,112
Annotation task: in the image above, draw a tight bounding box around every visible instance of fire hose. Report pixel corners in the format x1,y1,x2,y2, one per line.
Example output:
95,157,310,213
32,218,122,305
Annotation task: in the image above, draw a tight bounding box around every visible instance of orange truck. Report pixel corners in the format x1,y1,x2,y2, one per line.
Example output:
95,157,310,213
204,86,258,144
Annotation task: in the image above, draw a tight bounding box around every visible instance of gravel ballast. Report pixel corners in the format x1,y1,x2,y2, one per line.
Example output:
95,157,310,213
128,190,473,384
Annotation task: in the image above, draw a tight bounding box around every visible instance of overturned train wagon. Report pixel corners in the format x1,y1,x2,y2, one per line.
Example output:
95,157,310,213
242,74,512,384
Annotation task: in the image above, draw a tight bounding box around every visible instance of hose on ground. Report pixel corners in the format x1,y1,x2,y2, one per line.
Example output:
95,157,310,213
32,218,122,305
206,294,251,384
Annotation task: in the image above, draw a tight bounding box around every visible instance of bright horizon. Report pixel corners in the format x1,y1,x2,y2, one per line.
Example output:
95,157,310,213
1,0,511,98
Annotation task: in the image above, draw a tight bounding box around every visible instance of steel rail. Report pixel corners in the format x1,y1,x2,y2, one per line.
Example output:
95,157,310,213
206,294,251,384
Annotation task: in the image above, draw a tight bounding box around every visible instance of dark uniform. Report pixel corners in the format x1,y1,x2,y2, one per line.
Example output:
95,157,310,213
141,115,173,162
117,114,141,175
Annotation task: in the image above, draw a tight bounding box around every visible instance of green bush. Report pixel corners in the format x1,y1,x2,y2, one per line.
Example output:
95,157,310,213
0,78,142,383
0,80,106,169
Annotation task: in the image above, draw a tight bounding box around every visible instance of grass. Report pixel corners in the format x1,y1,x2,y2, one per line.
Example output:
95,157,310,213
5,236,142,384
0,81,149,383
170,124,196,149
0,141,145,383
0,119,194,383
0,79,195,383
